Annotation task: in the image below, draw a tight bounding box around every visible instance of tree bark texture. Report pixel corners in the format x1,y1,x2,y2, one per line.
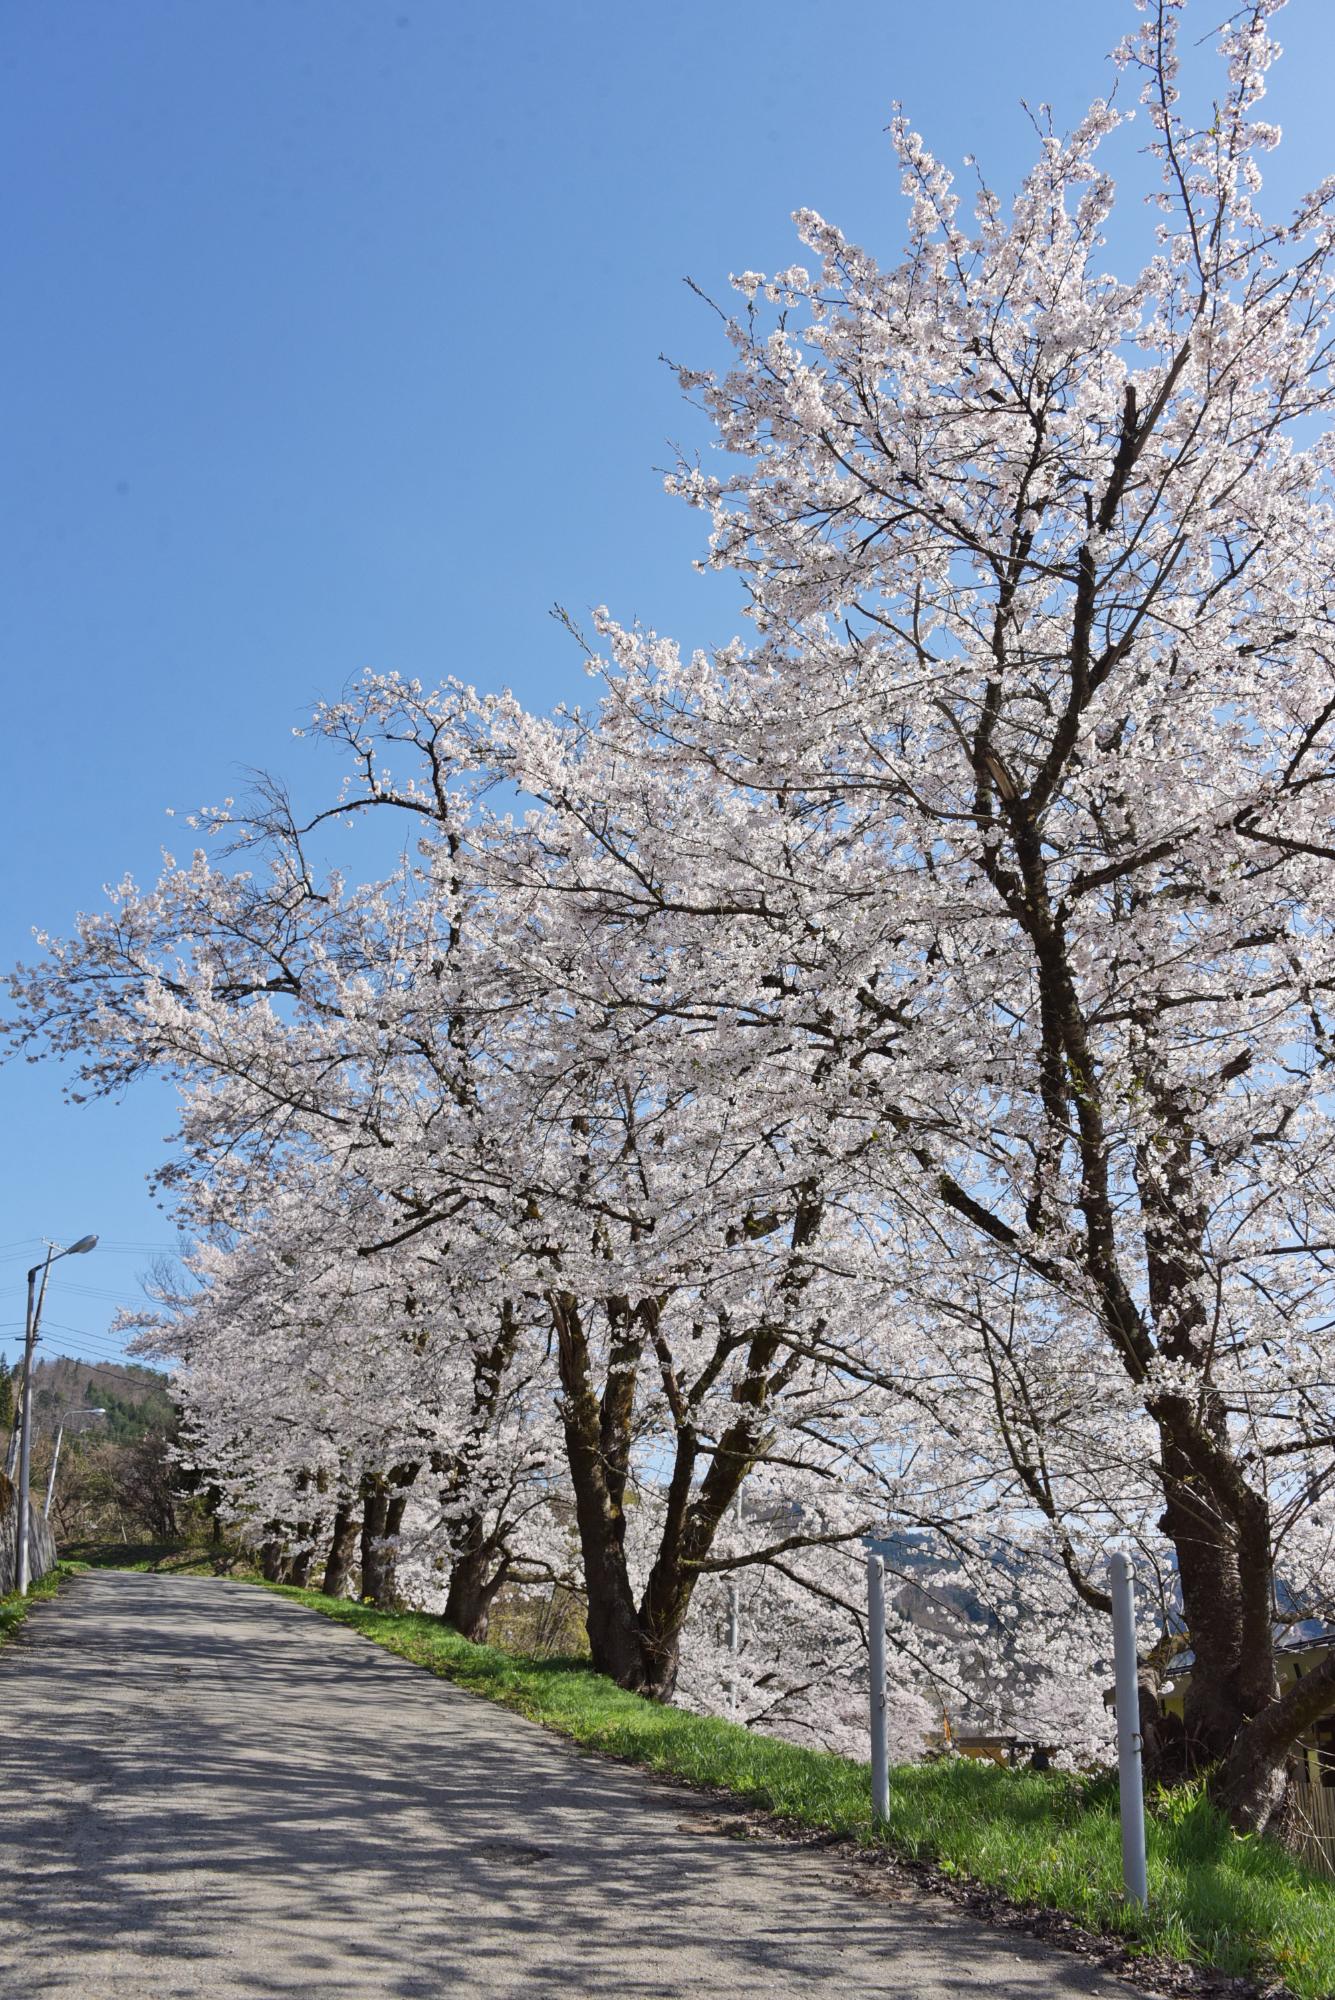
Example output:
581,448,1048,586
547,1199,820,1700
321,1502,359,1598
359,1464,418,1609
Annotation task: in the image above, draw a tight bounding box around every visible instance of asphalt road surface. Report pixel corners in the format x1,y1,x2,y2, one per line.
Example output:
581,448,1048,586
0,1570,1137,1999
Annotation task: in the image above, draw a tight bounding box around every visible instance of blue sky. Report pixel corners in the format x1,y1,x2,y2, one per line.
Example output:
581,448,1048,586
3,0,1333,1372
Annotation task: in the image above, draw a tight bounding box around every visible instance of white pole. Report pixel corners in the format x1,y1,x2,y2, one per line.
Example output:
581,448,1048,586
44,1424,64,1516
727,1491,743,1722
1109,1549,1149,1907
867,1551,890,1825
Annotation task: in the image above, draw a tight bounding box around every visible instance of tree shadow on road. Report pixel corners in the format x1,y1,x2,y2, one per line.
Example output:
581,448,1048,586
0,1570,1120,2000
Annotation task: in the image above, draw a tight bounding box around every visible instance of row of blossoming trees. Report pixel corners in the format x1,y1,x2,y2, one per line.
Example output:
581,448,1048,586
9,0,1335,1830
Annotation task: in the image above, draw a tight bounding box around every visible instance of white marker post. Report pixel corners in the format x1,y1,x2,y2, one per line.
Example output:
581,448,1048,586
1108,1549,1149,1908
867,1551,890,1826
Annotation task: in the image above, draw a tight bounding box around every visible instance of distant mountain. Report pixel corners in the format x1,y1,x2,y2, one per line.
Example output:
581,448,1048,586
0,1354,178,1445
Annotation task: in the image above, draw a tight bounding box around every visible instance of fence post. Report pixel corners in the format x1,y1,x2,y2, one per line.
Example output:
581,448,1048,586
867,1551,890,1826
1108,1549,1149,1907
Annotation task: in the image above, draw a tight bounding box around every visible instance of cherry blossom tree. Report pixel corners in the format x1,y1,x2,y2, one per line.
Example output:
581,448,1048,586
10,0,1335,1833
578,0,1335,1828
285,0,1335,1823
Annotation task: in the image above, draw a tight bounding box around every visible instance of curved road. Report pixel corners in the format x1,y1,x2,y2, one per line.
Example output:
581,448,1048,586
0,1570,1133,1999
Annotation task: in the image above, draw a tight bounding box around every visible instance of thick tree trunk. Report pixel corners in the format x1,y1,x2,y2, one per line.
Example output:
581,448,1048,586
434,1304,524,1643
550,1288,668,1691
284,1473,319,1589
1137,1111,1286,1822
443,1531,508,1644
549,1216,815,1699
360,1485,393,1606
288,1541,317,1589
359,1465,418,1609
321,1503,359,1598
1152,1402,1280,1783
567,1419,660,1689
259,1538,287,1583
1217,1648,1335,1830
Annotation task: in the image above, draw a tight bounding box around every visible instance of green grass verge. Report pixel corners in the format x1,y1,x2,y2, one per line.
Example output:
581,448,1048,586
64,1540,261,1578
0,1560,83,1644
256,1587,1335,2000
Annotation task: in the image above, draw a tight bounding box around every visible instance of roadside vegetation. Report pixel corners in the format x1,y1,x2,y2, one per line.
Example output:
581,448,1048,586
64,1538,260,1577
2,1351,189,1550
0,1560,84,1647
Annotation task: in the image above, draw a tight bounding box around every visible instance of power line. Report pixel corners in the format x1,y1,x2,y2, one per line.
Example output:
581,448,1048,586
0,1322,159,1364
21,1356,176,1399
44,1296,154,1312
0,1319,133,1345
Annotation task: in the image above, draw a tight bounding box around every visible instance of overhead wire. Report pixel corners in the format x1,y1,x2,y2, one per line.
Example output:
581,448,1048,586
17,1356,177,1399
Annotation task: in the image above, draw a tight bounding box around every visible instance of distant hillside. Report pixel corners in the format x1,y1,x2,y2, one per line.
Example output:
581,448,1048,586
0,1354,177,1444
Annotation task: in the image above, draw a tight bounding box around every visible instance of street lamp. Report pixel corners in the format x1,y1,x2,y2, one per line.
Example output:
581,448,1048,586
15,1235,97,1595
44,1406,107,1514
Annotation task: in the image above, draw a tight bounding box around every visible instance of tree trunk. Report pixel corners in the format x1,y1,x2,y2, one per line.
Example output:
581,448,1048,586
282,1473,318,1588
443,1531,508,1644
549,1238,812,1700
360,1482,392,1606
321,1503,359,1598
1216,1648,1335,1831
1151,1401,1280,1783
549,1288,667,1691
433,1303,523,1643
288,1541,317,1589
359,1465,418,1609
259,1538,286,1583
1136,1108,1286,1822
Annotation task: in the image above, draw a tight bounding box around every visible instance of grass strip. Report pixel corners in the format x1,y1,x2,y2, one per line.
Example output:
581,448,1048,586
252,1586,1335,2000
0,1560,83,1645
65,1540,260,1578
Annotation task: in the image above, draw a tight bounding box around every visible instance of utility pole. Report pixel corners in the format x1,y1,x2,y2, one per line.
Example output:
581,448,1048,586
16,1252,53,1594
15,1235,97,1595
7,1261,51,1483
43,1424,64,1516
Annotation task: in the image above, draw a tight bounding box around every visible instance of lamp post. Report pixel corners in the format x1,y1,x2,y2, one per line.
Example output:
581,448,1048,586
44,1406,106,1514
16,1235,97,1595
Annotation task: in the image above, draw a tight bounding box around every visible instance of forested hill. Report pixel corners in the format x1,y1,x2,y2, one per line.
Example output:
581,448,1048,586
7,1355,177,1443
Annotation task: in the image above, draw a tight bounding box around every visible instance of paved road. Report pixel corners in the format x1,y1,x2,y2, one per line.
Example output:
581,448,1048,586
0,1571,1135,2000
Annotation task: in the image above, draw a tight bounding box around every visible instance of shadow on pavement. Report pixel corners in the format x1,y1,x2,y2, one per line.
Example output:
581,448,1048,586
0,1570,1122,2000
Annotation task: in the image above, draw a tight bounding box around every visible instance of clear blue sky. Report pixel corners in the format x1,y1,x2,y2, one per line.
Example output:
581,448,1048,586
3,0,1333,1372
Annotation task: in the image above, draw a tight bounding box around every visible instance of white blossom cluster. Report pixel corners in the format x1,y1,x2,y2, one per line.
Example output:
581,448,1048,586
9,1,1335,1818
